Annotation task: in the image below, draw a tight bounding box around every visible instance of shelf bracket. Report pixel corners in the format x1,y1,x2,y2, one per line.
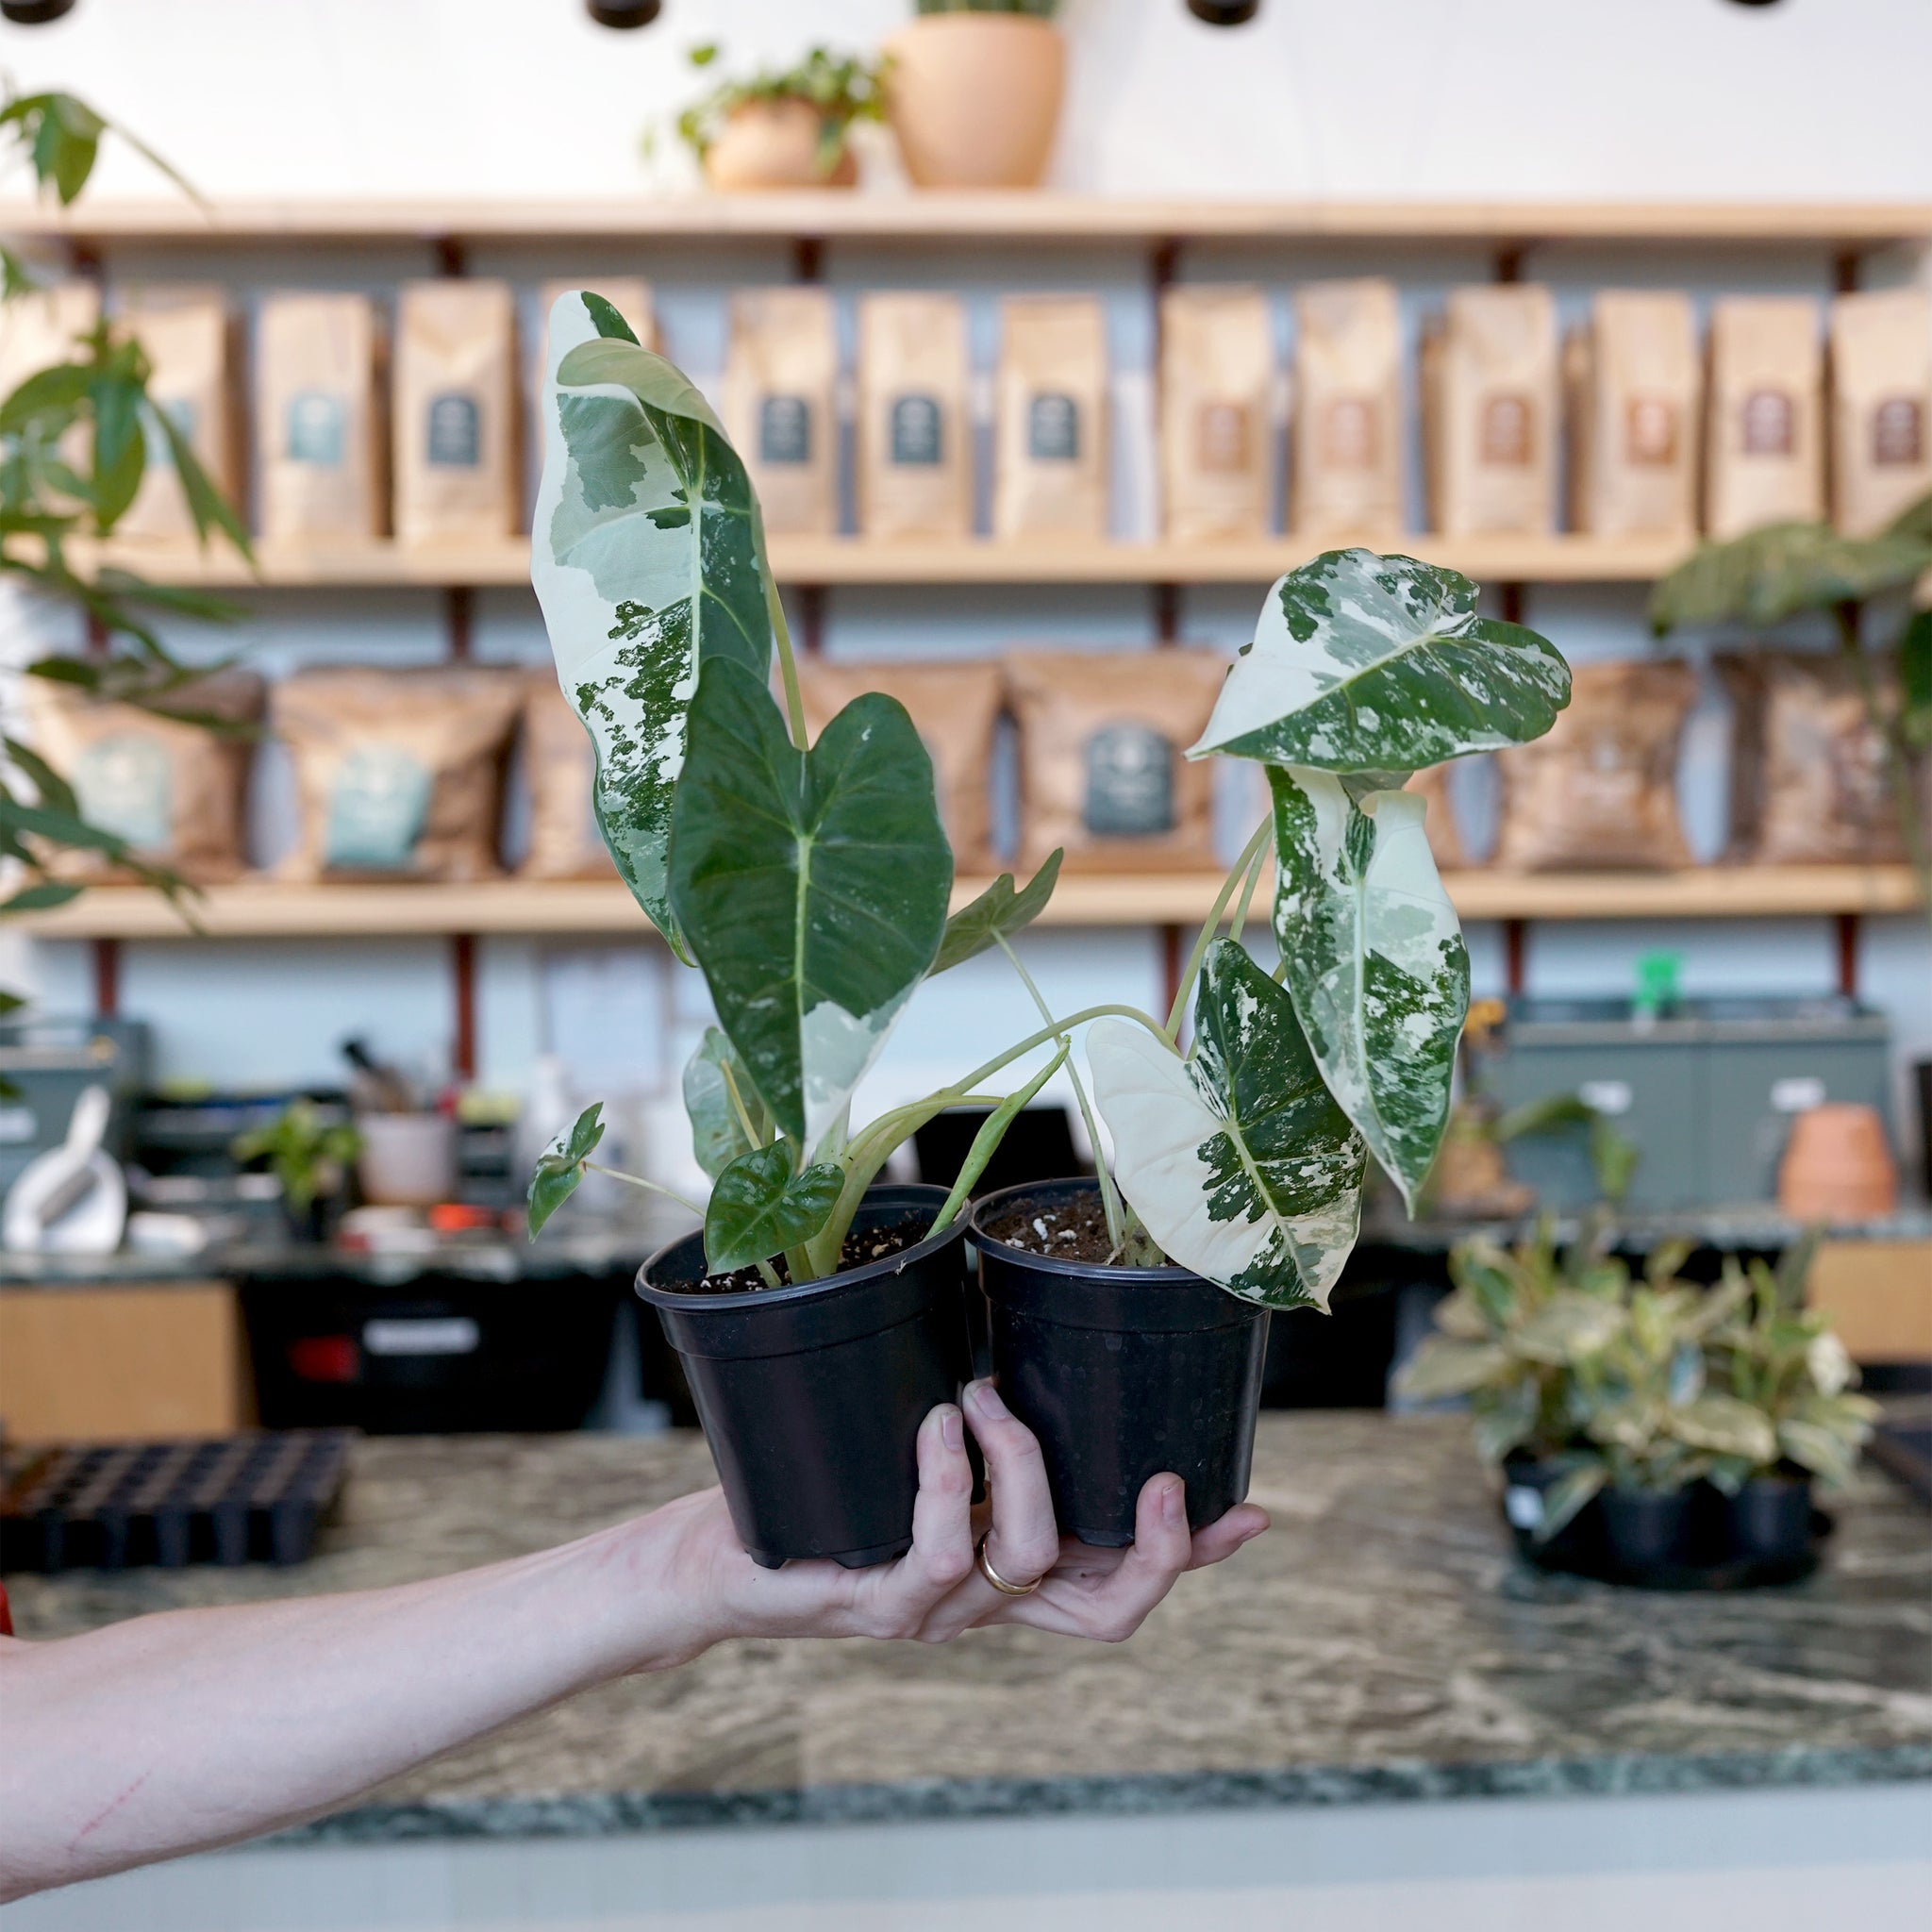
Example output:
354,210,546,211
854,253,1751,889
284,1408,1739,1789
92,938,120,1019
1836,912,1860,1001
451,933,476,1082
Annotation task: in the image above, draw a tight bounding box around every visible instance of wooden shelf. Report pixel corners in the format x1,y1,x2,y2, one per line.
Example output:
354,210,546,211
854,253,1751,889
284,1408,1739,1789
15,867,1920,941
6,195,1930,246
77,533,1693,591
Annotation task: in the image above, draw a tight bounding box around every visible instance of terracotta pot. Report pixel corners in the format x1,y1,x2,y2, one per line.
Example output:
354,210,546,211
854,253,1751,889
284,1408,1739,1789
884,14,1065,190
704,100,858,192
1777,1102,1898,1221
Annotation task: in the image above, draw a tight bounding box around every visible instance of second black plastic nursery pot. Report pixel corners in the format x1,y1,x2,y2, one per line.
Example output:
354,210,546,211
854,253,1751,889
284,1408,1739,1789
1598,1485,1697,1571
1723,1473,1814,1565
966,1178,1269,1547
637,1183,973,1571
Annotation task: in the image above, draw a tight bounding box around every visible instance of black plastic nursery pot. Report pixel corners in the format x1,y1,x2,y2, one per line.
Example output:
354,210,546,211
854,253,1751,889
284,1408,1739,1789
966,1178,1269,1547
1500,1453,1605,1572
1723,1472,1814,1565
1598,1484,1697,1571
637,1183,974,1571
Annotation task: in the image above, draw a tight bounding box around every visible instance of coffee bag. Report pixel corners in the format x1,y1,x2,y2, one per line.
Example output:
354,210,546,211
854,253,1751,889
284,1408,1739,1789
724,288,838,536
1493,659,1697,871
1006,650,1226,873
275,666,522,881
995,296,1109,541
520,673,614,881
1705,297,1824,540
798,658,1002,872
256,292,381,541
393,280,518,547
114,286,238,544
857,291,972,541
1829,288,1932,537
1291,279,1403,537
1566,291,1700,539
1422,285,1558,536
1160,285,1273,542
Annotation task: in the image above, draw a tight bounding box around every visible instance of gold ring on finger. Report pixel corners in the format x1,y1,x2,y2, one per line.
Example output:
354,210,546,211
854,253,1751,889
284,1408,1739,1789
975,1530,1041,1597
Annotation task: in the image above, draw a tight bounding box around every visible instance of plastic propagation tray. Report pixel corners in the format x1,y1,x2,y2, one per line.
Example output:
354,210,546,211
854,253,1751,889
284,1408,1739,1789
0,1430,354,1574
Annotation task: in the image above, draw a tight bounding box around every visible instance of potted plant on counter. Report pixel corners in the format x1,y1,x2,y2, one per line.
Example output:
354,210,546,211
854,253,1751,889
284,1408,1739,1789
666,43,888,190
884,2,1067,189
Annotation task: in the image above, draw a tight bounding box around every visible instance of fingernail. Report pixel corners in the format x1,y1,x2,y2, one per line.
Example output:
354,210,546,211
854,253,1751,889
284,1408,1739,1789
1162,1477,1185,1524
970,1380,1009,1420
940,1406,963,1451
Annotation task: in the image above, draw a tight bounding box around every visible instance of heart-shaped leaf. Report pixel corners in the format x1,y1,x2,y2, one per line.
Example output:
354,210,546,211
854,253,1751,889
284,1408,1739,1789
1089,940,1366,1311
1650,519,1931,634
704,1141,842,1275
669,658,952,1149
1269,767,1468,1213
682,1025,768,1181
526,1102,605,1239
931,850,1062,974
1191,549,1571,771
530,298,773,957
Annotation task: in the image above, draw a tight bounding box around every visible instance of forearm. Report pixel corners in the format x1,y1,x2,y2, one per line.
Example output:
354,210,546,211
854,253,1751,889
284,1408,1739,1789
0,1509,708,1901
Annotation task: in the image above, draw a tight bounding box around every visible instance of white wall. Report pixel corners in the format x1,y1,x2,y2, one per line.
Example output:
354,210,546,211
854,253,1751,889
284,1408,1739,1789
2,0,1928,1184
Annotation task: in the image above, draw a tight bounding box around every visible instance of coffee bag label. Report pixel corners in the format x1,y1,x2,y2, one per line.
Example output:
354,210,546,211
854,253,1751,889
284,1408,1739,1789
1741,388,1795,457
326,745,432,871
889,392,943,466
758,394,812,466
287,391,345,466
75,734,172,850
1479,393,1534,466
1194,401,1249,474
1027,391,1080,462
425,391,481,468
1082,724,1175,837
1624,395,1679,466
1321,396,1377,471
1873,396,1925,466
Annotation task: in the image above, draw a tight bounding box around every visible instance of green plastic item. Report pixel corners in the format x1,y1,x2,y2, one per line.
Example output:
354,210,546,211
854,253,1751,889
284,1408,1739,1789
1633,951,1682,1019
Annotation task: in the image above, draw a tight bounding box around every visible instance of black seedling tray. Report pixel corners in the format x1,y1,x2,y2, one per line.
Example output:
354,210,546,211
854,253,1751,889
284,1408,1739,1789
0,1430,354,1574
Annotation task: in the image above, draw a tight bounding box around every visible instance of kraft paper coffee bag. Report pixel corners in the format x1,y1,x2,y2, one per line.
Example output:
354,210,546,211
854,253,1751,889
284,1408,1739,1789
1829,288,1932,537
724,288,837,537
799,658,1002,872
520,673,614,880
1705,297,1824,540
1006,650,1226,873
257,292,381,541
115,286,238,544
857,291,972,541
995,295,1109,541
1566,291,1700,539
393,279,518,546
1160,285,1273,542
276,666,522,882
1422,284,1558,537
1291,279,1403,537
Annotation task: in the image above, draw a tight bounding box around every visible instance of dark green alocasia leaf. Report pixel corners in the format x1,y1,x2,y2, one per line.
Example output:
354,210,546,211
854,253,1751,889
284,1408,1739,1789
704,1141,842,1275
682,1024,766,1181
669,658,953,1148
1269,766,1468,1213
526,1102,606,1239
1650,519,1931,633
1089,940,1367,1310
931,849,1062,974
530,298,772,957
1888,487,1932,546
1191,549,1572,771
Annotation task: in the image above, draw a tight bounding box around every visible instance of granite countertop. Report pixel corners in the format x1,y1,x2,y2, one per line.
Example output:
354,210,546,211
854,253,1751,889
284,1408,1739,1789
7,1415,1930,1840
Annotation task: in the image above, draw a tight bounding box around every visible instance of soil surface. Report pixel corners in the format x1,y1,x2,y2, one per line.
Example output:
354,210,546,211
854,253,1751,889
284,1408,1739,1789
672,1215,930,1295
982,1191,1118,1263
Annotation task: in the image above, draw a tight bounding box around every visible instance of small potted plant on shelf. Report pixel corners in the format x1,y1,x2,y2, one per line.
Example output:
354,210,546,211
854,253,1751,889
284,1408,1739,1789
665,43,888,191
884,2,1067,189
525,295,1573,1563
232,1098,362,1244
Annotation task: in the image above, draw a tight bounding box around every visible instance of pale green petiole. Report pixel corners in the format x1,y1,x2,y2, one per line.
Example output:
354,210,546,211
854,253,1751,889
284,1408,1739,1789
1164,816,1273,1042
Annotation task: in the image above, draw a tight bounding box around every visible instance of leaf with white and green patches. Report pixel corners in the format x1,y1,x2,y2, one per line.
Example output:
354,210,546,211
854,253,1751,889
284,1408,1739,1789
1191,548,1571,771
704,1141,842,1274
931,850,1061,974
1089,940,1366,1311
668,658,953,1150
1269,766,1468,1213
682,1024,767,1181
529,296,772,958
526,1101,606,1239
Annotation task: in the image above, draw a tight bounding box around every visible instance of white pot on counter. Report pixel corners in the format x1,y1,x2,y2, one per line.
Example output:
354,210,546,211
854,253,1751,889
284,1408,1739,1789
357,1112,458,1208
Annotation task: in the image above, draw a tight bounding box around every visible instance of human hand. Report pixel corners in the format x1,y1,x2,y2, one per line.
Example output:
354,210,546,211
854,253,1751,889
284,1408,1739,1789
637,1377,1268,1657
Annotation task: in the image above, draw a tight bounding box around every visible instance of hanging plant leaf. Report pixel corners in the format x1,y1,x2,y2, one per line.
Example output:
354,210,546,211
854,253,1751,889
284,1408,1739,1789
530,295,773,958
668,658,952,1149
1269,767,1468,1213
1191,549,1571,771
526,1102,606,1239
1650,519,1932,634
931,849,1062,974
704,1141,843,1275
1089,940,1366,1311
682,1024,767,1181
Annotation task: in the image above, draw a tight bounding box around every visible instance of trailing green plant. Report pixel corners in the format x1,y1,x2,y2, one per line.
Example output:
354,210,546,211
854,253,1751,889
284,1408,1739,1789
662,43,890,178
232,1100,362,1217
525,301,1572,1300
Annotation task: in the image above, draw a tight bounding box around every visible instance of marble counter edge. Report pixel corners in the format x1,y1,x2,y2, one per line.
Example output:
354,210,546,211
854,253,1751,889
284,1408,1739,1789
277,1745,1932,1846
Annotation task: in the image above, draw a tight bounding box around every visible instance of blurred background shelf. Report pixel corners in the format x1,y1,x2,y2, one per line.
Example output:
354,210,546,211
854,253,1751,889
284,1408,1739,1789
16,867,1920,941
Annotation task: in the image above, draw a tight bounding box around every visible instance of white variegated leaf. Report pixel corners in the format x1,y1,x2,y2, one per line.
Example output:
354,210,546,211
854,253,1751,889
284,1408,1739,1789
1089,941,1366,1311
1269,767,1468,1213
1191,548,1570,771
